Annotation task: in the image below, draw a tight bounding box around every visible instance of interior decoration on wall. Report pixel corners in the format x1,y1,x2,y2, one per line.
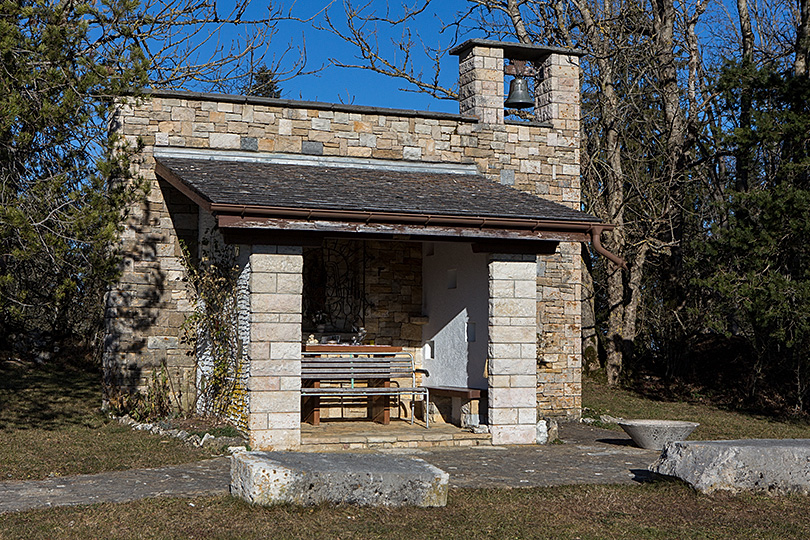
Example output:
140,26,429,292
303,240,369,332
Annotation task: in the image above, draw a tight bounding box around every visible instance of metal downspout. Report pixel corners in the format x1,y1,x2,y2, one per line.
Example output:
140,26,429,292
589,225,627,269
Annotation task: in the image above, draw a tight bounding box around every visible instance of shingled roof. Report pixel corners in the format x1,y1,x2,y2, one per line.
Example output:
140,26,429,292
154,155,600,225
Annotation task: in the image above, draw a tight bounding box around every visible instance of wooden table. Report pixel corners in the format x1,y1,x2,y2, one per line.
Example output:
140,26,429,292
301,345,404,425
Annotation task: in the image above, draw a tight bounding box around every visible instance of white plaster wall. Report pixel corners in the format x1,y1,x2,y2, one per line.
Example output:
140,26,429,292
421,242,488,389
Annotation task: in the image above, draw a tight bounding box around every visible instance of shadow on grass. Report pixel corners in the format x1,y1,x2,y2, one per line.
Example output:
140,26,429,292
0,359,103,432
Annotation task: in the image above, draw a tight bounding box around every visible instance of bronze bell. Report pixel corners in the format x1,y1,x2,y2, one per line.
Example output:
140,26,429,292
505,75,534,109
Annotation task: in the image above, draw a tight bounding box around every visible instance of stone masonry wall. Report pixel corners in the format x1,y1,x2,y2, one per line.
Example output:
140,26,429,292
364,241,423,349
103,175,198,406
109,59,583,421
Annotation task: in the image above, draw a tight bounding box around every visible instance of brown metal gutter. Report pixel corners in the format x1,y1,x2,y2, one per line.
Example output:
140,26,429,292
212,204,627,268
208,201,598,232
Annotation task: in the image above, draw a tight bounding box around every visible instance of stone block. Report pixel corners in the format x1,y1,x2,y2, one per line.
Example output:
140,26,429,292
251,359,301,377
487,357,536,376
490,425,536,445
488,408,518,425
251,293,302,314
249,429,300,451
147,336,179,350
265,411,301,430
270,341,302,360
490,297,536,318
250,254,303,274
651,440,810,495
250,390,300,413
230,452,449,507
489,261,535,280
311,117,331,131
302,140,324,155
251,323,301,342
489,387,536,408
209,132,240,149
275,273,303,294
249,273,277,294
489,324,536,344
248,376,280,392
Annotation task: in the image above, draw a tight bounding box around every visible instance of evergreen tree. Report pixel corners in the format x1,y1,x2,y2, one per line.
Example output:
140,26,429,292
700,64,810,411
0,1,147,347
242,65,282,98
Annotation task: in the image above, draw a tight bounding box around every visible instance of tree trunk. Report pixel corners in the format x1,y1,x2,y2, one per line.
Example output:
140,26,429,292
736,0,754,190
795,0,810,76
574,0,629,385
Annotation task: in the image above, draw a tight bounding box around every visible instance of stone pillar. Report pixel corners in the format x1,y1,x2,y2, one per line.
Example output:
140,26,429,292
487,254,538,445
457,45,505,124
535,53,580,132
248,246,303,450
534,52,583,422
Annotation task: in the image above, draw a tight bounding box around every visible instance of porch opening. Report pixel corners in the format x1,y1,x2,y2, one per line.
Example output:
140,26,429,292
299,238,489,429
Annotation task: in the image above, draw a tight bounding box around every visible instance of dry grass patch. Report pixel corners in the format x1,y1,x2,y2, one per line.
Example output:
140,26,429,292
1,483,809,539
0,359,216,481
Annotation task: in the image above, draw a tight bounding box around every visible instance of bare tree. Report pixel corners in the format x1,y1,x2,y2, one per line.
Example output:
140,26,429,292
132,0,320,92
315,0,715,384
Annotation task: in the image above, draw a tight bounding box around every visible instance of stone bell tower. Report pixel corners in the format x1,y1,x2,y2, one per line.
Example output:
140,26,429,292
450,39,582,134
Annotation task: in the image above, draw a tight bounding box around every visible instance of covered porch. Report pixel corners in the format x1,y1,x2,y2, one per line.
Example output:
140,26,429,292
155,149,605,450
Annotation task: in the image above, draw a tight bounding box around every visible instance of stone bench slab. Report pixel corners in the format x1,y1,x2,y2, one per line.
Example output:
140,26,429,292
650,439,810,494
230,451,449,507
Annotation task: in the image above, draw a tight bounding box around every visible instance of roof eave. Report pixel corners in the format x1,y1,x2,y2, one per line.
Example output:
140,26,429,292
208,201,608,234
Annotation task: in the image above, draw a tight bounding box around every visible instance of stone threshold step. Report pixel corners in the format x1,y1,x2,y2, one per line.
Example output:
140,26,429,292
300,437,492,452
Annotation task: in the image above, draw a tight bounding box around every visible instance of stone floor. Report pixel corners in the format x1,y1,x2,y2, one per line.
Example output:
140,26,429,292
300,419,491,450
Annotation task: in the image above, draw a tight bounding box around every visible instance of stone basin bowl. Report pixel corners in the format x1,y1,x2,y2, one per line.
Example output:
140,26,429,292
618,419,700,450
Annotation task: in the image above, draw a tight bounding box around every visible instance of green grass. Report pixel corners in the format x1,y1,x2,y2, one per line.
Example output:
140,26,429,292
0,359,217,481
1,483,808,539
583,377,810,440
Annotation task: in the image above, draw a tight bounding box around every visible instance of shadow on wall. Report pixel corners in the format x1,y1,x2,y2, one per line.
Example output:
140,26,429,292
103,178,199,407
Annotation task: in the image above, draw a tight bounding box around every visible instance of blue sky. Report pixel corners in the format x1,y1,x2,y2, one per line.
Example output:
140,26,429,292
243,2,472,113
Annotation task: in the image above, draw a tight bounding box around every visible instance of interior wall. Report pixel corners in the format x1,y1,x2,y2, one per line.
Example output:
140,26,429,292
421,242,488,389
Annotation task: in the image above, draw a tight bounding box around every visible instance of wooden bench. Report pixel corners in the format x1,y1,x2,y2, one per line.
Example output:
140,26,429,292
301,348,430,427
424,386,485,427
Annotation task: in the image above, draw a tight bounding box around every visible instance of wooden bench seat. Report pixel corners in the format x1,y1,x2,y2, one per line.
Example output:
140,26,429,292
425,386,482,399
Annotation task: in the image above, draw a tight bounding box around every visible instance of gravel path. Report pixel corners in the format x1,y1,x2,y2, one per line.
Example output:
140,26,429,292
0,424,659,514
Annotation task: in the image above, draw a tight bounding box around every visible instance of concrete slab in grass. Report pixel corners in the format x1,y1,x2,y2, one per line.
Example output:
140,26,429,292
230,452,449,507
651,439,810,494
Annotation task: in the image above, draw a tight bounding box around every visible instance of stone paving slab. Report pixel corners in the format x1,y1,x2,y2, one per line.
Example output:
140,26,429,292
0,458,230,514
407,423,660,488
0,424,659,514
